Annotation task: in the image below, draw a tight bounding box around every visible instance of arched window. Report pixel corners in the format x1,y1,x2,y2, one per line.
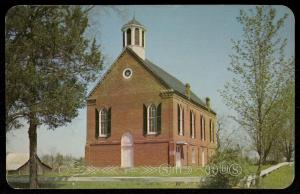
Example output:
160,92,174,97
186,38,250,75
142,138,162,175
200,115,203,140
142,30,145,47
201,116,206,141
99,109,108,137
178,105,183,135
147,104,157,134
126,28,131,45
209,119,212,142
190,111,195,138
210,119,215,143
123,32,125,47
212,122,215,142
135,28,139,45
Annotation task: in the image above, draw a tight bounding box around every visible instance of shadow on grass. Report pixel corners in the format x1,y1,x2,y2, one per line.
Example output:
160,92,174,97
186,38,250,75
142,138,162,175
8,182,69,189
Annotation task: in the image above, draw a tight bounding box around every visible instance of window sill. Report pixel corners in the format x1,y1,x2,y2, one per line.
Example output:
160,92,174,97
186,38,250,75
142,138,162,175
98,135,108,138
147,133,158,135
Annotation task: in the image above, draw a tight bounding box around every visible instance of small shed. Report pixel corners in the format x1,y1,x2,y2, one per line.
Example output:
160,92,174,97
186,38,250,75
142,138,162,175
6,153,52,175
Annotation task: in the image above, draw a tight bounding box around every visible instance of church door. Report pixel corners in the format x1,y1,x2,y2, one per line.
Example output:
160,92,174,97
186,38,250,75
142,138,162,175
201,149,205,167
176,145,182,167
121,132,134,168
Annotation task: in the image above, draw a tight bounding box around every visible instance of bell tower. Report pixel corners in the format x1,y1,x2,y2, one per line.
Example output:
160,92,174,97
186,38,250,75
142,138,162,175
121,17,146,60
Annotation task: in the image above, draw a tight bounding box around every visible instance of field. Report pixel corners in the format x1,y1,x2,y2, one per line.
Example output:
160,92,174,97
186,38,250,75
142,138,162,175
258,164,294,189
8,181,202,189
6,164,282,189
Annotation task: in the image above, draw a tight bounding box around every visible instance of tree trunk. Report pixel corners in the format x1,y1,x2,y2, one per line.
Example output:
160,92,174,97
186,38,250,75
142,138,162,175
286,142,293,162
255,156,262,187
261,154,267,165
28,118,38,188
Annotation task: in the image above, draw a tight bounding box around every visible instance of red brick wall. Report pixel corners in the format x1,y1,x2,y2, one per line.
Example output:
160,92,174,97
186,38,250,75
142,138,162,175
85,49,217,167
85,50,173,167
134,142,169,166
89,144,121,166
172,96,217,167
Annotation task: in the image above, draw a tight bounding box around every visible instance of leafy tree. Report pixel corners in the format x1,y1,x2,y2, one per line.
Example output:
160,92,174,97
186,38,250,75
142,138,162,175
276,74,294,162
5,5,103,188
55,153,64,173
203,147,248,188
220,5,293,183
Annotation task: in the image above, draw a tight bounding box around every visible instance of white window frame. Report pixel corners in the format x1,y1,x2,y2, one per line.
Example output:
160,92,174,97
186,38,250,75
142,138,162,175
147,104,157,135
201,116,205,141
99,109,108,137
123,68,133,79
191,111,195,138
179,105,183,136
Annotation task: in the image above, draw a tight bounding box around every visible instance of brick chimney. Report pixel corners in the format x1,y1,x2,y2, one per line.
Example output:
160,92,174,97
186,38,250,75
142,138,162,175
185,83,191,99
205,97,210,110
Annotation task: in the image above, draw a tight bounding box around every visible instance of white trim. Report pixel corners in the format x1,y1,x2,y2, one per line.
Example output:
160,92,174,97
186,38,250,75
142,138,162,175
147,132,157,135
139,27,142,47
123,68,133,79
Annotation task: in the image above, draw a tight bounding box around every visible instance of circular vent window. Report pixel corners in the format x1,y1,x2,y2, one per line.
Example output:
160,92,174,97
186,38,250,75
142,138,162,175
123,68,133,79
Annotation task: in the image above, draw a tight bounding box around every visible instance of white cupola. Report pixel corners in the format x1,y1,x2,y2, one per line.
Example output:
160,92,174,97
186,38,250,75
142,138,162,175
121,17,146,60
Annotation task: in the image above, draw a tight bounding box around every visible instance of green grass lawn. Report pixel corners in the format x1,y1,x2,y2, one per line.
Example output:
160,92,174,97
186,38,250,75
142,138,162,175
9,181,201,189
12,164,270,178
258,164,294,189
243,164,272,175
7,164,278,189
33,166,209,177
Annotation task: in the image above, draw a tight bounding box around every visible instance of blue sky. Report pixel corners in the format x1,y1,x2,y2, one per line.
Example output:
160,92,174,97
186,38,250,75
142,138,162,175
6,5,294,158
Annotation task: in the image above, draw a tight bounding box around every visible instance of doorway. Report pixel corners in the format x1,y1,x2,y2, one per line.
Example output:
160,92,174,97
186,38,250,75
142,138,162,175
176,145,183,167
201,149,205,167
121,132,134,168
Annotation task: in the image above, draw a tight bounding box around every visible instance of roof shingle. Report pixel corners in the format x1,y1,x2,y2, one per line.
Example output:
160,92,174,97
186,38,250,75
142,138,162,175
143,59,215,114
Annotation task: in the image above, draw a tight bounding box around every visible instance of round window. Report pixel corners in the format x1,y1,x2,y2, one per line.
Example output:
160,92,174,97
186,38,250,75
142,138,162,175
123,68,133,79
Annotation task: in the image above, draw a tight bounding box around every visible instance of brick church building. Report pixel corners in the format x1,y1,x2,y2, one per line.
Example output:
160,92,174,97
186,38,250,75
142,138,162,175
85,18,217,168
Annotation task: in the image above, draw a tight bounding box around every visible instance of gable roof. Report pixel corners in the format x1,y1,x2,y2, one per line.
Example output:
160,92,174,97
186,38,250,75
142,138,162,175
6,153,29,171
87,47,216,114
6,153,52,171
